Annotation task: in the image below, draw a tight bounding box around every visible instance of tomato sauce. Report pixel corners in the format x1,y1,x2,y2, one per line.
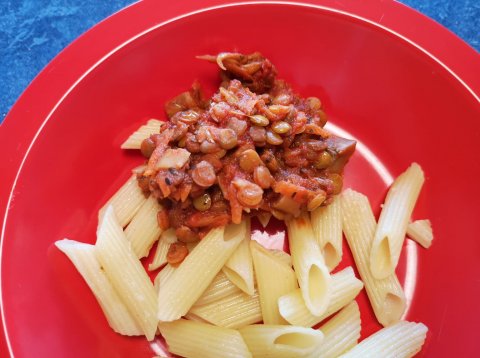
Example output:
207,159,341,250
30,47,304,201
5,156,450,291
137,52,356,242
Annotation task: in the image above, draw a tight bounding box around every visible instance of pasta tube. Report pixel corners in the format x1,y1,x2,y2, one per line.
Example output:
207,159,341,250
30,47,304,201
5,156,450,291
194,271,240,306
157,223,244,321
239,324,323,358
183,312,209,323
154,264,176,293
287,214,332,316
307,301,361,358
95,205,158,340
250,240,298,324
120,119,163,149
269,249,292,267
340,321,428,358
159,319,252,358
341,189,406,326
370,163,424,279
407,219,433,248
124,195,163,258
190,290,262,329
222,219,254,295
311,196,343,271
149,228,177,271
278,267,363,327
55,239,142,336
98,174,147,227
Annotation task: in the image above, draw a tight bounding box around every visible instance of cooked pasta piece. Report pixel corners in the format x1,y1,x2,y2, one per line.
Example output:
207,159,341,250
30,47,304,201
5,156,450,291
407,219,433,248
239,324,323,358
55,239,142,336
190,290,262,329
194,271,240,306
154,264,177,293
269,249,292,267
341,189,406,327
311,196,343,271
250,240,298,324
340,321,428,358
131,164,146,174
183,312,209,323
222,218,254,295
95,205,158,340
124,196,163,258
278,267,363,327
159,319,252,358
149,229,177,271
98,174,147,228
307,301,361,358
287,214,332,316
370,163,425,279
121,119,163,149
158,223,245,321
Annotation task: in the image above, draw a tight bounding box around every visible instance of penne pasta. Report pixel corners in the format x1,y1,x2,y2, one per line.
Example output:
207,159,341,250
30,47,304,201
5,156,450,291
194,271,240,307
131,164,146,174
407,219,433,248
269,249,292,267
98,174,147,228
157,223,244,321
311,196,343,271
120,119,163,149
149,229,177,271
370,163,425,279
124,196,163,258
222,219,255,295
54,51,434,358
55,239,142,336
190,290,262,329
239,324,324,358
278,267,363,327
159,319,252,358
287,214,332,316
341,189,406,326
95,205,158,340
250,240,298,324
340,321,428,358
183,312,209,323
307,301,361,358
154,264,177,293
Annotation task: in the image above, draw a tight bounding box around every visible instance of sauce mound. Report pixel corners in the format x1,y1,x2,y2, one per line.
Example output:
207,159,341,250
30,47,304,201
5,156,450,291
137,52,356,242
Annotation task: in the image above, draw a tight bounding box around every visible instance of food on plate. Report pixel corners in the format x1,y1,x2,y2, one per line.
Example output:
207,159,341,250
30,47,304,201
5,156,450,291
132,52,356,243
287,214,332,316
310,301,361,358
311,196,343,271
250,239,298,325
157,223,245,321
369,163,425,279
239,324,324,358
407,219,433,248
339,321,428,358
55,52,432,357
278,266,363,327
341,189,406,327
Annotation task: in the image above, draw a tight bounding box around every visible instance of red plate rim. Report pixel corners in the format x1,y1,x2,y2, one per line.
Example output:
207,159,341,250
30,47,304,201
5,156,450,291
0,0,479,355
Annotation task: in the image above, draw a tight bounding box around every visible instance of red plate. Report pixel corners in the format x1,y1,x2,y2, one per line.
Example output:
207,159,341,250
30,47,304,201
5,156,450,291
1,1,479,357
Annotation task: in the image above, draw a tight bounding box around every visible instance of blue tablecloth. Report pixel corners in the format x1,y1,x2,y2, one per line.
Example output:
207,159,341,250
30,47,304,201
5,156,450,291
0,0,478,123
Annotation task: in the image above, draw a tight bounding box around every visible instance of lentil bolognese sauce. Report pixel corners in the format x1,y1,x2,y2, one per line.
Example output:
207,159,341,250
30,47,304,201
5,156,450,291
137,52,356,247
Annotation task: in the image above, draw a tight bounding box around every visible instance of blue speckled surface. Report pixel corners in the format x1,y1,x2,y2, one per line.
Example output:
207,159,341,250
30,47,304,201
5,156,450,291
0,0,478,123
